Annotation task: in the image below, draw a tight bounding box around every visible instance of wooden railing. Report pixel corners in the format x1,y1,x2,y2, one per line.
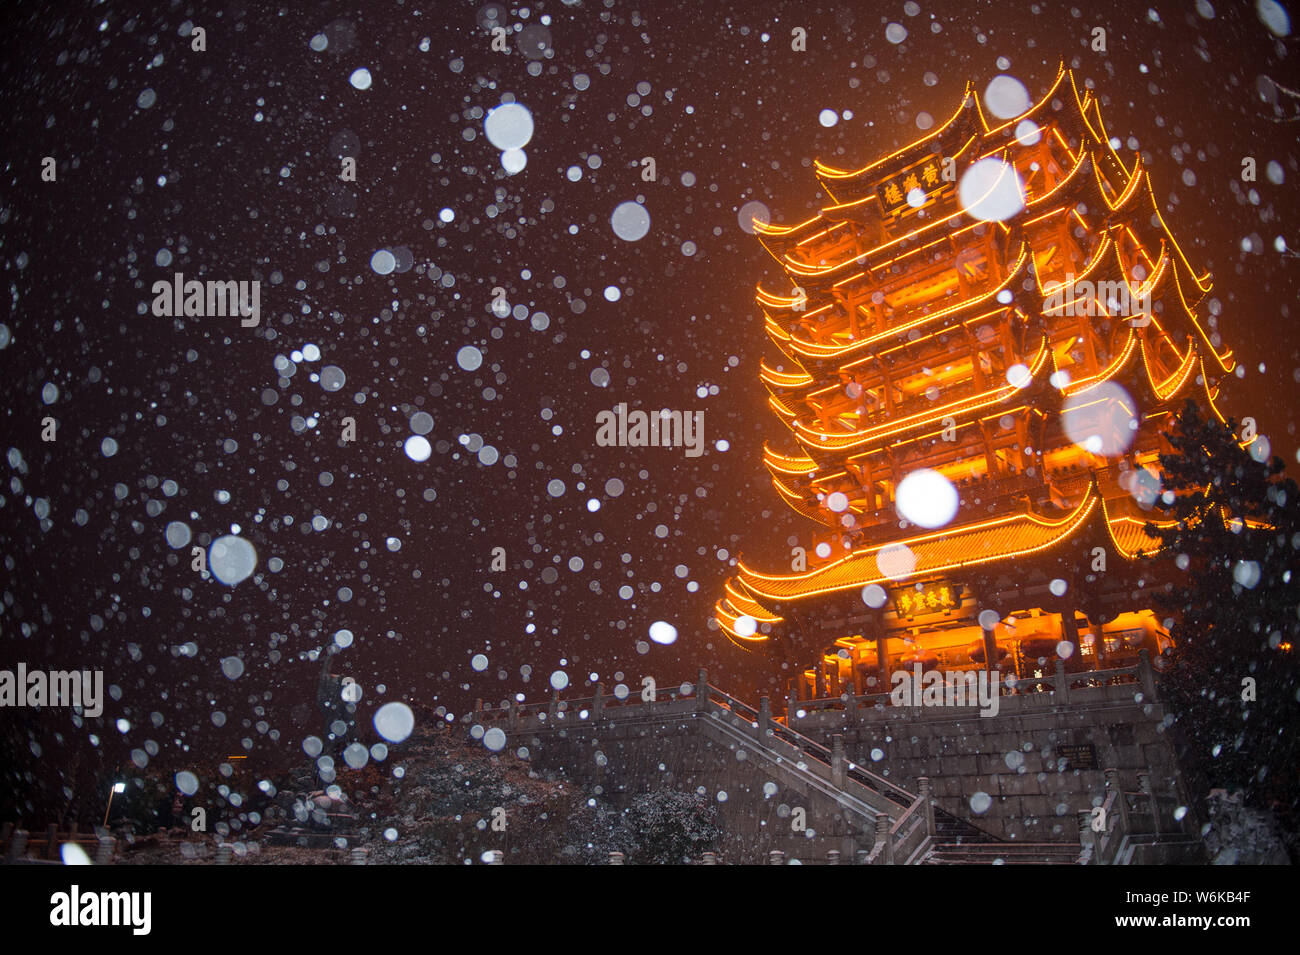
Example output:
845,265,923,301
1,822,115,865
788,651,1158,720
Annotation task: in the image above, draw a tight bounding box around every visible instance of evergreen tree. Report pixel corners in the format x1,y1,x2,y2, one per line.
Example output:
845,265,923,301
622,789,721,864
1145,399,1299,812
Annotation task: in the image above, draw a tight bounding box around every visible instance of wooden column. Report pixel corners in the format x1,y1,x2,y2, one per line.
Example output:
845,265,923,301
877,633,891,696
970,339,989,391
981,624,999,676
1089,619,1107,667
846,294,861,339
980,420,997,477
1060,609,1082,664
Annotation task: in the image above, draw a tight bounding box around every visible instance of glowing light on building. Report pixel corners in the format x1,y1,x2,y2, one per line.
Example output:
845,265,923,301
715,68,1235,702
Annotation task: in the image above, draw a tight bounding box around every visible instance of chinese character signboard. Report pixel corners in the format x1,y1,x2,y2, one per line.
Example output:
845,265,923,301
894,583,962,618
875,153,950,218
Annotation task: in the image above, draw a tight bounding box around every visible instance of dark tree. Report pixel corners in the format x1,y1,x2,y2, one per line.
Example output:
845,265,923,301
557,788,721,864
622,789,721,865
1144,399,1299,812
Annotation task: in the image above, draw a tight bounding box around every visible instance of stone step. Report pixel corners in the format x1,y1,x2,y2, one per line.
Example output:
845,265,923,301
934,841,1078,850
927,857,1077,864
928,841,1081,864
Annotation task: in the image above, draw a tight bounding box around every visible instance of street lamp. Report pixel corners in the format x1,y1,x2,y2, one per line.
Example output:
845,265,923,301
103,781,125,828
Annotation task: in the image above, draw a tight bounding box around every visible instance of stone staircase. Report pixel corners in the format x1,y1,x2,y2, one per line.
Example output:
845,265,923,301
474,671,936,863
698,692,932,863
470,672,1138,865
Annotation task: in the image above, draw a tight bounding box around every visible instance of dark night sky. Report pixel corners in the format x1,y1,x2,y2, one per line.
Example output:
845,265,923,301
1,0,1296,810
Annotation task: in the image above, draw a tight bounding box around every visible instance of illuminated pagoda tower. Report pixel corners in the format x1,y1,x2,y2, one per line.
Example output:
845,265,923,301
716,66,1236,703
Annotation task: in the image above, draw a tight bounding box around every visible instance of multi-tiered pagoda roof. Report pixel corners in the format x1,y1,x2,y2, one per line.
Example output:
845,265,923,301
718,66,1236,655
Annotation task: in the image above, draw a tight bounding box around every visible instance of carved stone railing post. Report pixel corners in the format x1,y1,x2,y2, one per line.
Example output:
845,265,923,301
7,829,27,863
593,683,605,719
831,735,846,787
1077,810,1096,863
1105,767,1131,835
918,777,935,837
95,834,115,865
1054,659,1070,704
1138,771,1161,839
1138,648,1157,701
876,812,894,865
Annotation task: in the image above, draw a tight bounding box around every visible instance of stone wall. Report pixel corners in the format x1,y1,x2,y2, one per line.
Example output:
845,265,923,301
790,683,1191,842
482,676,1198,860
